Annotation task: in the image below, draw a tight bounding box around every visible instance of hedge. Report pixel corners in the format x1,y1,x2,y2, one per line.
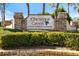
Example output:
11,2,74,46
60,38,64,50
1,32,79,49
64,33,79,49
47,32,65,46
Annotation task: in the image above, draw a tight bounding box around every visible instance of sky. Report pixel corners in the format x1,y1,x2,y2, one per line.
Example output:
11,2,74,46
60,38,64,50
0,3,79,21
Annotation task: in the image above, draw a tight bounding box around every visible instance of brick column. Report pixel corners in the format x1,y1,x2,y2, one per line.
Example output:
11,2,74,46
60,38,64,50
54,12,68,31
13,12,24,30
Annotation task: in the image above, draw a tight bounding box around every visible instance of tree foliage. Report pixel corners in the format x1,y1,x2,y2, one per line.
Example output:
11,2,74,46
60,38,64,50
52,7,72,23
39,12,49,15
52,7,66,18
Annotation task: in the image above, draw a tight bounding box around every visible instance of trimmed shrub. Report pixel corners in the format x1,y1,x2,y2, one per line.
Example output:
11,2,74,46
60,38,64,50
1,32,31,48
47,32,65,46
30,32,48,46
1,32,79,49
64,33,79,49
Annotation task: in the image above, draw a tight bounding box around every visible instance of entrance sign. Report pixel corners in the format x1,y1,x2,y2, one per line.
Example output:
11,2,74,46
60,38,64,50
26,15,54,30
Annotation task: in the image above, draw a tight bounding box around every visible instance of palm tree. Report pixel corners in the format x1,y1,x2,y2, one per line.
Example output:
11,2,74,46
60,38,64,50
26,3,30,16
74,3,79,30
49,3,59,18
75,3,79,13
67,3,71,23
67,3,72,19
42,3,45,14
67,3,70,15
0,3,5,28
67,3,75,23
55,3,59,18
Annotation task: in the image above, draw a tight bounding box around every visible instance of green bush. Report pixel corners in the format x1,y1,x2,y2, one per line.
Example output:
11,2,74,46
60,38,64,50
1,32,79,49
64,33,79,49
30,32,48,46
1,32,31,48
47,32,65,46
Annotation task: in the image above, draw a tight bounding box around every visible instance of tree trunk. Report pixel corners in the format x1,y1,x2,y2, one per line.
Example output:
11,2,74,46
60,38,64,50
68,3,70,15
43,3,45,15
68,3,70,23
1,3,5,28
26,3,30,16
55,3,59,19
